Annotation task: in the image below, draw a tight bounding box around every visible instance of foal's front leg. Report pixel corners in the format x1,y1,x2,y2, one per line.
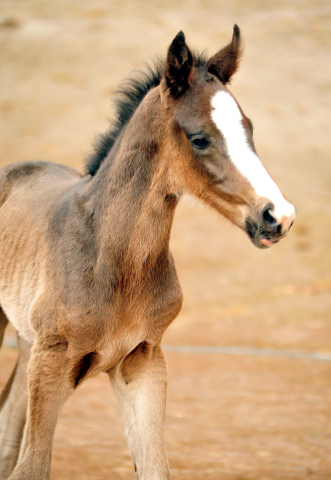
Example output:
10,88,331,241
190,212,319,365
110,342,170,480
8,343,73,480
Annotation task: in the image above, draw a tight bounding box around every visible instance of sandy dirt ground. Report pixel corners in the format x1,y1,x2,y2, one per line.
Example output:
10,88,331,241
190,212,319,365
0,0,331,479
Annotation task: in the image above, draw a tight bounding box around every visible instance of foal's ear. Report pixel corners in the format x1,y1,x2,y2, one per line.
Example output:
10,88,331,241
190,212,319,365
165,31,193,98
207,25,242,84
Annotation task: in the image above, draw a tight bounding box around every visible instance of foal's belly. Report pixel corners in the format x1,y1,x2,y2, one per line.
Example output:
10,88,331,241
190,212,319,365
0,237,42,344
0,201,47,344
0,293,36,344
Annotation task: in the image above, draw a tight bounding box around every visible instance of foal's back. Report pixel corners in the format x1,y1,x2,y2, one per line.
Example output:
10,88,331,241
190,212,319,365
0,161,81,343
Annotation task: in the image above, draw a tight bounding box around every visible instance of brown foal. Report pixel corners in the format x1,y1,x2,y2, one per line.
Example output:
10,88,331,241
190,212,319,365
0,26,295,479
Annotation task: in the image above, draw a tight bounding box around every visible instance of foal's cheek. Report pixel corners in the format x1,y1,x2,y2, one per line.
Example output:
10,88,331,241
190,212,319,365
202,156,227,182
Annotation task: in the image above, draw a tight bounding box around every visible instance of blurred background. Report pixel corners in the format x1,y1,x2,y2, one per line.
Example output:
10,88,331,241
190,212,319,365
0,1,330,479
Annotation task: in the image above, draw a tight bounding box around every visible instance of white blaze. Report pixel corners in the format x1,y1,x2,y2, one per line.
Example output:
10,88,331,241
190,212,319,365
211,91,295,221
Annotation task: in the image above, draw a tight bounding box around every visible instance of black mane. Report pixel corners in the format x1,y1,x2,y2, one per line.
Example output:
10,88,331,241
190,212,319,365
85,60,164,176
86,53,208,176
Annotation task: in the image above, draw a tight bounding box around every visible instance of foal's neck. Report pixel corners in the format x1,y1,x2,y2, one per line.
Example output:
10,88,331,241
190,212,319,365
86,87,178,283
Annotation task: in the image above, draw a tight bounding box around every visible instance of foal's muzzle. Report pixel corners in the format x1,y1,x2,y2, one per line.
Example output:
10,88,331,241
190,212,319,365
246,202,296,249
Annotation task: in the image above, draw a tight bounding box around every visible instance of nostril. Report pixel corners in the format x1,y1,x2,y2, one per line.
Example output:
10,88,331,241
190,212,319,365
262,207,277,227
261,206,282,234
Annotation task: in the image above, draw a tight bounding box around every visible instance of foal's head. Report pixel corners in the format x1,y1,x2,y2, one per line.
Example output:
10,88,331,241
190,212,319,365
161,26,295,248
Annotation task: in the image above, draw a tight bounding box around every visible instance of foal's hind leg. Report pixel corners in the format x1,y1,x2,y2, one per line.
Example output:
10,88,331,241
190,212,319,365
0,332,31,480
110,342,170,480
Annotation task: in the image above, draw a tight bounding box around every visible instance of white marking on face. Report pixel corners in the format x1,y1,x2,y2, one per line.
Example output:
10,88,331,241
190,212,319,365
211,91,295,222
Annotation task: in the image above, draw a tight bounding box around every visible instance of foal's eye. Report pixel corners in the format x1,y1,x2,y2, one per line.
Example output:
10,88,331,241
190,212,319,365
191,137,210,150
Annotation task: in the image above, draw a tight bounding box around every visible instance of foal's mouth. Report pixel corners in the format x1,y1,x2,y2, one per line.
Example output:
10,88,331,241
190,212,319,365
245,218,283,249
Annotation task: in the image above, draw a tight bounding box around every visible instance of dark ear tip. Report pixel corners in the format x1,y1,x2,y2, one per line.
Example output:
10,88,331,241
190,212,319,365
173,30,185,44
233,24,240,39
